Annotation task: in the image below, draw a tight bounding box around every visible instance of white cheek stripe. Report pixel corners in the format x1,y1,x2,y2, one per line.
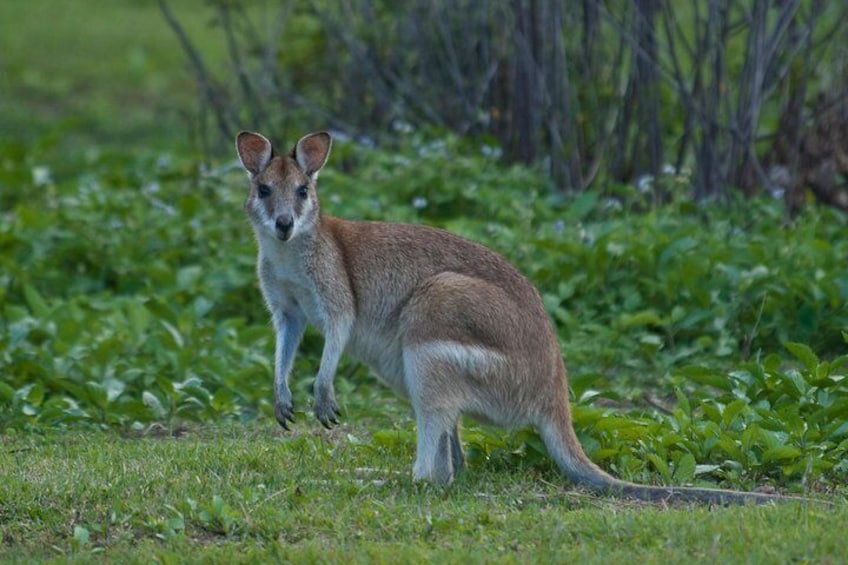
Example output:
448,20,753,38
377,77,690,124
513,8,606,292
247,198,273,226
291,196,316,238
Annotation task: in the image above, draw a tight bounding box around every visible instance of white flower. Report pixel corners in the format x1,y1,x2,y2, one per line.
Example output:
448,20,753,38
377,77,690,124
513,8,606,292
480,144,502,158
636,174,654,193
32,166,52,186
392,120,414,134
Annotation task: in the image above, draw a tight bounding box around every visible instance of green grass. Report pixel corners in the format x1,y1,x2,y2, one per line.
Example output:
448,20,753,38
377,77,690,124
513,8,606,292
0,0,226,153
2,424,846,564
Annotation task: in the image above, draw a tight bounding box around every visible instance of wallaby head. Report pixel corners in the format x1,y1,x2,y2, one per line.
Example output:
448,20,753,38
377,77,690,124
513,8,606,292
236,131,331,242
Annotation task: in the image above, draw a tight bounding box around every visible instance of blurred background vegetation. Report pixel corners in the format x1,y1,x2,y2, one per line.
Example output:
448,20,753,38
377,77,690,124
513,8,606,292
156,0,848,209
1,0,847,489
6,1,846,206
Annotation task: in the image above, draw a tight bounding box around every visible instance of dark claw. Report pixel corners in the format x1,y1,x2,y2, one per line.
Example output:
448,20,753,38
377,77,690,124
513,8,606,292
313,384,340,429
316,404,340,428
276,413,292,430
275,403,295,431
329,407,341,426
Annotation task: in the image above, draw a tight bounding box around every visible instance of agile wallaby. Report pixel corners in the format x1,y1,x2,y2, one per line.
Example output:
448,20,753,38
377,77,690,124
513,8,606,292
237,130,785,504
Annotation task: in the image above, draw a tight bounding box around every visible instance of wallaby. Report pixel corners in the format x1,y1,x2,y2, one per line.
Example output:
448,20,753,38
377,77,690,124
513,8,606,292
236,130,787,504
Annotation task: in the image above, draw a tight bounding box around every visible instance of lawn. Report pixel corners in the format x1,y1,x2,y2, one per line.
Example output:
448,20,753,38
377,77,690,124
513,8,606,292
0,0,225,153
2,424,846,564
1,1,847,562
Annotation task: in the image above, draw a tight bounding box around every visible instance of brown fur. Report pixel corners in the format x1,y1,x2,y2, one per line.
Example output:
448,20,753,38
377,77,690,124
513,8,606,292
236,130,800,504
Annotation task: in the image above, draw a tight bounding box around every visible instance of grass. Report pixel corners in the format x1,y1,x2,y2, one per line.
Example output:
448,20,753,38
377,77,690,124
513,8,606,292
0,0,225,153
2,424,846,564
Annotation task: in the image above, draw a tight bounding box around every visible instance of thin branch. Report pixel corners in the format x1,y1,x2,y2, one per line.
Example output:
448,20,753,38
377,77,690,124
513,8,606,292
157,0,235,141
217,1,265,128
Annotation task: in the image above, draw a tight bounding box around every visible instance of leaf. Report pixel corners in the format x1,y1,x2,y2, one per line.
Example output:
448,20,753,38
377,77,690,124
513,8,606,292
0,382,15,403
659,236,699,266
210,388,235,412
716,436,743,461
16,383,44,406
756,428,785,450
567,191,598,219
678,366,733,391
212,494,225,516
73,525,90,548
143,391,166,419
177,379,211,404
193,296,214,318
176,265,203,290
721,399,750,429
23,284,50,317
618,310,664,328
762,353,783,373
825,420,848,441
84,382,108,409
591,447,619,461
160,320,184,349
126,300,151,343
819,354,848,381
674,308,713,330
694,464,721,476
808,398,848,426
673,388,691,418
673,453,696,484
594,416,646,432
104,378,126,403
571,405,605,426
646,453,671,482
781,370,809,399
166,516,185,533
784,342,819,372
762,445,802,464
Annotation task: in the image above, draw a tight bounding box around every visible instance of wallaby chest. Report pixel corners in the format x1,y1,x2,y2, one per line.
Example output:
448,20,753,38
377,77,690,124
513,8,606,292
257,235,327,331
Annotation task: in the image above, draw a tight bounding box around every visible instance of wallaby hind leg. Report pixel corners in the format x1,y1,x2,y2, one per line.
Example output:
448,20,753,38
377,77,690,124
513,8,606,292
403,344,464,484
401,273,513,484
412,408,460,484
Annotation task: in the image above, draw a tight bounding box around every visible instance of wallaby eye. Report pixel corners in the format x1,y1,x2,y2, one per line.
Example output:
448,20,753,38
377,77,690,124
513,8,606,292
257,183,272,198
296,184,309,199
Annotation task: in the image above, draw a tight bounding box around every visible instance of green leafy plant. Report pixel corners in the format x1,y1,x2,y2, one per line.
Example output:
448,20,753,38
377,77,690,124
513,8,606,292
1,132,846,492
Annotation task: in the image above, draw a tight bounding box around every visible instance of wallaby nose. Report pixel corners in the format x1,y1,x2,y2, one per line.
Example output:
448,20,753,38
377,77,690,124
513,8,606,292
275,215,294,240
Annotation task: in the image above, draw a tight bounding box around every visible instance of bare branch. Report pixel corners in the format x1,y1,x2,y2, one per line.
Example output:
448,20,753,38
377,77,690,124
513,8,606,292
157,0,235,141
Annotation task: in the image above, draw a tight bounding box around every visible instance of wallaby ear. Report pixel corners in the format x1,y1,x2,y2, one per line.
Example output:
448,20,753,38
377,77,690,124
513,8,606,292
294,132,332,179
236,131,273,175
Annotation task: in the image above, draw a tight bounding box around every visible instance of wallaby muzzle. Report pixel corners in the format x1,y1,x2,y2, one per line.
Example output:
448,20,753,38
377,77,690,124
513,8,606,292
275,214,294,240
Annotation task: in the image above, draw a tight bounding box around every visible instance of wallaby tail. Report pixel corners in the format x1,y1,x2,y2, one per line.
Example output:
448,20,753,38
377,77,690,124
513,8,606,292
537,409,796,505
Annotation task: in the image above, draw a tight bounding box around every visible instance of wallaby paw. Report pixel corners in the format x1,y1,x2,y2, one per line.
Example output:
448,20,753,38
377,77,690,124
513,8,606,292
412,464,454,485
274,399,295,430
314,386,340,429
